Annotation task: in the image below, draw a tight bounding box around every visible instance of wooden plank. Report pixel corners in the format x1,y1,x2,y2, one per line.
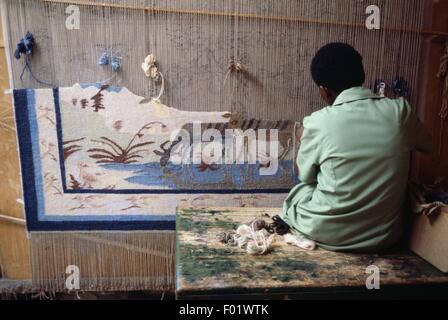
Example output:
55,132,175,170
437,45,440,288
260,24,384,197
176,207,448,298
0,10,32,280
414,0,448,186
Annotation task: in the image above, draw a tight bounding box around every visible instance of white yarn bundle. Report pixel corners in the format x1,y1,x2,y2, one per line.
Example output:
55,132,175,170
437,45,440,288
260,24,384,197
284,233,316,251
217,219,316,255
141,54,165,102
234,224,276,256
141,54,159,79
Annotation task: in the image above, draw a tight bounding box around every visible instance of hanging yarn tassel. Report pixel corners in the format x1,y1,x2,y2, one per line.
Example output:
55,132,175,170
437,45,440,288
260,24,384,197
141,54,165,103
284,233,316,251
391,77,410,98
14,32,54,87
98,52,109,66
14,31,34,60
97,51,122,85
111,54,122,72
223,60,246,86
99,51,122,71
141,54,159,79
223,59,247,105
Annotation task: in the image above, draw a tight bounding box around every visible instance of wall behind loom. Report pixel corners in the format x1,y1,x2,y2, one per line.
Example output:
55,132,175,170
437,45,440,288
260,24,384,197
4,0,426,121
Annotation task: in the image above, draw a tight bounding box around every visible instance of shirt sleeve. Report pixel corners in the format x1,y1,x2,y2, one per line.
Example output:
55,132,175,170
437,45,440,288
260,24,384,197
297,115,324,184
401,100,433,154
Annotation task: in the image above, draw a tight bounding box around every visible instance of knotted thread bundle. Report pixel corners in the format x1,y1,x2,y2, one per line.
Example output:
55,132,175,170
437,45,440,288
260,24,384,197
142,54,165,102
14,31,34,59
99,51,122,72
111,55,122,72
14,32,53,86
235,224,275,255
97,51,122,85
98,52,109,66
217,217,316,255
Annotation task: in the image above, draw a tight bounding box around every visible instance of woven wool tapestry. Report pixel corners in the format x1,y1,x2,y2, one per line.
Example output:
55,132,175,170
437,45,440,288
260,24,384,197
13,84,297,231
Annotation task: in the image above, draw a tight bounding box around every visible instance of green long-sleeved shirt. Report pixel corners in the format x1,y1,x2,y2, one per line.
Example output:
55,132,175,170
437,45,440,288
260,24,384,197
281,87,432,252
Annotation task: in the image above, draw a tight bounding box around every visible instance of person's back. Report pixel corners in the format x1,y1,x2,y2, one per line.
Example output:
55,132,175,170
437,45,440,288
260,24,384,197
281,43,432,252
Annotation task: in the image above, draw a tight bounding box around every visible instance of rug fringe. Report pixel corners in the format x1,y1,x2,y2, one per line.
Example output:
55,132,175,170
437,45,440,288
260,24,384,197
30,231,175,292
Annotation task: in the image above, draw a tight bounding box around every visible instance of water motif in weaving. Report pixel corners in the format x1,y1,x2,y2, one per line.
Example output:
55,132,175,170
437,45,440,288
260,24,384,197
13,84,297,231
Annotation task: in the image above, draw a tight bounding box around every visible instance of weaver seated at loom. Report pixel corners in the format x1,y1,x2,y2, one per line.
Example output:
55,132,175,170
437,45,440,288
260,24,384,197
276,43,433,253
177,44,437,300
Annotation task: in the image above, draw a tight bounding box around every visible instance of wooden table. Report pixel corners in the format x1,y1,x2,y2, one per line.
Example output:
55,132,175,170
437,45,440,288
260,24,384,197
176,207,448,299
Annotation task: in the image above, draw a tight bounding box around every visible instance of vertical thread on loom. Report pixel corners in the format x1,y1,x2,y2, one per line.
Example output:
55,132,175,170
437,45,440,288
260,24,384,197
273,0,281,120
30,232,175,292
6,0,429,118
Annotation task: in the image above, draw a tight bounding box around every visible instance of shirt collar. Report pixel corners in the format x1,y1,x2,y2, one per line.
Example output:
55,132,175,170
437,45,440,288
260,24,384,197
332,87,382,106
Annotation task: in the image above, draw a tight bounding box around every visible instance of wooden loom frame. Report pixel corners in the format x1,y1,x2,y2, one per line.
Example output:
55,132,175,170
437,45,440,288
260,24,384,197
0,0,446,287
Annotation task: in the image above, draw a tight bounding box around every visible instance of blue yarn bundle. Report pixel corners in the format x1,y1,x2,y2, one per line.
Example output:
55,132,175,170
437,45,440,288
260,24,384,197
98,52,109,66
14,32,54,86
426,191,448,205
392,78,410,98
98,51,122,72
372,77,410,98
111,55,122,72
14,32,35,60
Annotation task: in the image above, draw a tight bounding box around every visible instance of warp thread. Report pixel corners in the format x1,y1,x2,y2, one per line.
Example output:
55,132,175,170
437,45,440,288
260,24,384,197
14,32,54,87
437,40,448,155
223,60,246,102
30,231,175,292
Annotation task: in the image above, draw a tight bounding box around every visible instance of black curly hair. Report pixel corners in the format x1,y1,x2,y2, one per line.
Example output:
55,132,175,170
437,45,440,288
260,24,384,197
311,43,365,94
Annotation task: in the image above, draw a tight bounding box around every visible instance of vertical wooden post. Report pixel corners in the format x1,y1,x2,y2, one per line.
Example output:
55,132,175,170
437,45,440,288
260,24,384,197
414,0,448,186
0,0,32,280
